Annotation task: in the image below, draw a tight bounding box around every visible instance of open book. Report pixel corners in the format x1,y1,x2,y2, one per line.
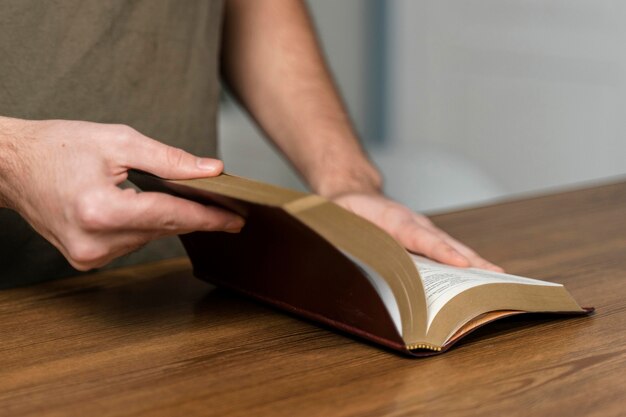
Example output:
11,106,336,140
130,172,591,356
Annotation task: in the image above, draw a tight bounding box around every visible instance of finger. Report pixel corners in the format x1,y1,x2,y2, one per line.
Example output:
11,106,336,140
411,213,436,228
412,214,504,272
120,131,224,179
107,188,245,234
397,224,471,267
77,232,150,270
51,223,150,271
442,236,504,272
127,191,244,234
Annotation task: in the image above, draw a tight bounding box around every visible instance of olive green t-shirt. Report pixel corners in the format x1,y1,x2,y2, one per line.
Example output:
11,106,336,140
0,0,224,288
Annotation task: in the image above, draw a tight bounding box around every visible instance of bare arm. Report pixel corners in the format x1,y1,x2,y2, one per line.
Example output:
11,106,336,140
221,0,502,271
221,0,380,198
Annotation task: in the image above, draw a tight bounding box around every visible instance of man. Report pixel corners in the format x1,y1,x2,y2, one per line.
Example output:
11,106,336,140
0,0,501,288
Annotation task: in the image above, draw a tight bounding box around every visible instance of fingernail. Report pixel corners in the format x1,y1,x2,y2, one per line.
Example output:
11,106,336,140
196,158,222,173
224,218,245,233
479,261,503,272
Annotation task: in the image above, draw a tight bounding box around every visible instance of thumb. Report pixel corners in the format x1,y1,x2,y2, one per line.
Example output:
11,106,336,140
122,133,223,179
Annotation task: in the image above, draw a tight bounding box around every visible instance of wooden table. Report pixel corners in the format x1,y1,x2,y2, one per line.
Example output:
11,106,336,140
1,181,625,417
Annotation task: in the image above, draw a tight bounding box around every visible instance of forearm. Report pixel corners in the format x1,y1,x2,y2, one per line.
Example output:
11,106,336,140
0,117,26,209
221,0,381,198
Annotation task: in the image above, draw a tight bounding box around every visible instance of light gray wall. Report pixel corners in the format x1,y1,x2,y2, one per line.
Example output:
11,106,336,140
384,0,626,212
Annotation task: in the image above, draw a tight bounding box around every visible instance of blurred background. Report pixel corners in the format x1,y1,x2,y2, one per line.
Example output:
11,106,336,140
219,0,626,213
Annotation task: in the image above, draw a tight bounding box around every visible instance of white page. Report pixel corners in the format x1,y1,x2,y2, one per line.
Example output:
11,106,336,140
410,254,562,330
341,251,403,336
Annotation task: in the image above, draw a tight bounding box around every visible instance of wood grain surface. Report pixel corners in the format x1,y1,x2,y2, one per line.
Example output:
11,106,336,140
1,181,625,417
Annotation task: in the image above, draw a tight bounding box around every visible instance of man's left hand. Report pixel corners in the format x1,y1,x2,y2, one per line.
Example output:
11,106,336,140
332,192,504,272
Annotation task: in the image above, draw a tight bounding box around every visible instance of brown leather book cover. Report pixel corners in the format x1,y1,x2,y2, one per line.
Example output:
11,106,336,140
130,172,408,351
130,172,592,357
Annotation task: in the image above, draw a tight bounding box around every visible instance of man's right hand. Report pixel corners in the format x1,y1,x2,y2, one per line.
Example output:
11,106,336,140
0,117,244,271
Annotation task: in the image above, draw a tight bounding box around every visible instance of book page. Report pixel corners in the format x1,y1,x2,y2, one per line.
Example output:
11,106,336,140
410,254,562,329
341,251,403,336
